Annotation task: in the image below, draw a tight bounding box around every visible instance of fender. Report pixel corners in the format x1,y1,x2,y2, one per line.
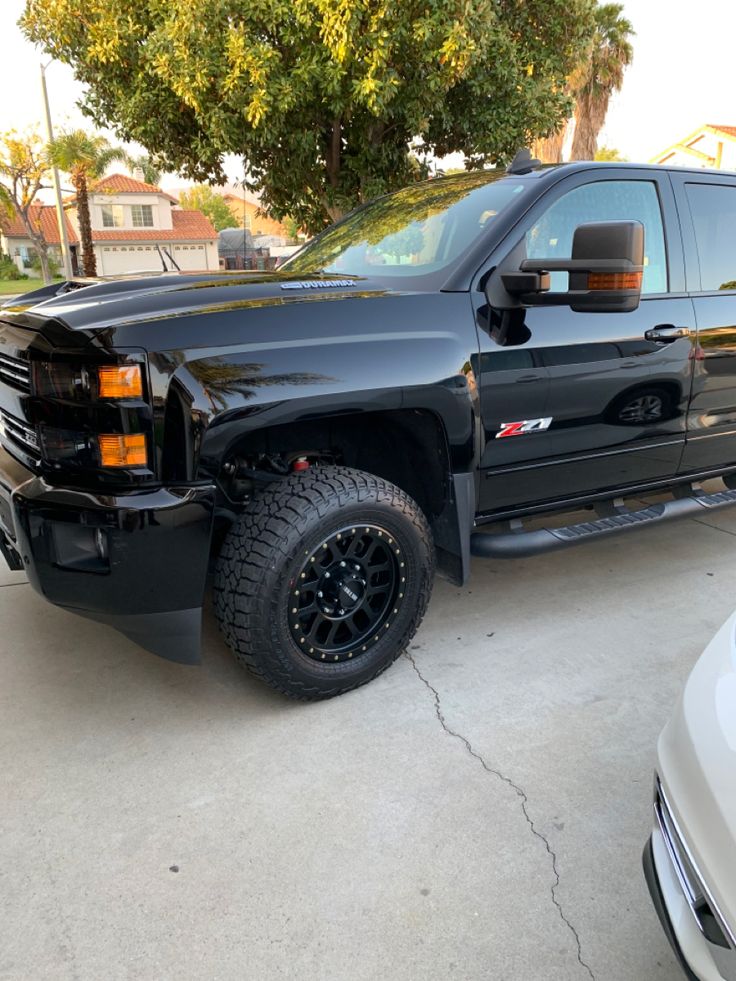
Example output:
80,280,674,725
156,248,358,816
145,289,482,583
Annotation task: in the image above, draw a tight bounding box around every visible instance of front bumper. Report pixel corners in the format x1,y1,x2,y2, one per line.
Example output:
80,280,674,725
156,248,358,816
0,445,215,663
643,777,736,981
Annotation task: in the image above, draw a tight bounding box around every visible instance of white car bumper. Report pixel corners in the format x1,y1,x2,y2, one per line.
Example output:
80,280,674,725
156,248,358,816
645,612,736,980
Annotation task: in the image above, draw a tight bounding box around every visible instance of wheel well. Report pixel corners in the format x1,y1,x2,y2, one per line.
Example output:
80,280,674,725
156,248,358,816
215,409,467,582
224,409,449,517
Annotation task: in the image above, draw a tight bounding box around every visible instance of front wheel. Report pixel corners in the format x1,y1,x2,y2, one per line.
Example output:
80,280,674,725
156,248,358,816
213,467,435,700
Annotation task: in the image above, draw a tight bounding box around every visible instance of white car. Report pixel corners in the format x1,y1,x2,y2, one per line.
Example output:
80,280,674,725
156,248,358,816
644,612,736,980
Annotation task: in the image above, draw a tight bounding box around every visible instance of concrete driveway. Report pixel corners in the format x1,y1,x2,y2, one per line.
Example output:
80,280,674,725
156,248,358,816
2,495,734,981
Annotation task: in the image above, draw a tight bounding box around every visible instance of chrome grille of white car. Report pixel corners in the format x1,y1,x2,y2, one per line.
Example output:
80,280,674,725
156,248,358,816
655,778,736,981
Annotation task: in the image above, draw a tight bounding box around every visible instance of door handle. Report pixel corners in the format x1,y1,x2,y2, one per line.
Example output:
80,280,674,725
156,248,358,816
645,325,691,342
516,374,543,383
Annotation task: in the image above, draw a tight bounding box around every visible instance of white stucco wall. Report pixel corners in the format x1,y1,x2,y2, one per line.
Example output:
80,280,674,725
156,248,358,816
85,193,174,232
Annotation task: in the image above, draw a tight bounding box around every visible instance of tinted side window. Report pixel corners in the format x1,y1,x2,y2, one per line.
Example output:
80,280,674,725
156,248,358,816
684,183,736,291
526,180,667,294
479,350,534,372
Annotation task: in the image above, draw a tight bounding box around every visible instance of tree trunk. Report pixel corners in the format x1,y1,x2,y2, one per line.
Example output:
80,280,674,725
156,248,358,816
75,174,97,277
570,87,610,161
17,211,52,284
533,124,568,164
37,249,51,284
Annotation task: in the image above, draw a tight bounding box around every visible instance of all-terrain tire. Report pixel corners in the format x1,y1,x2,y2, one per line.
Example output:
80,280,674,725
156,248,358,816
213,466,435,700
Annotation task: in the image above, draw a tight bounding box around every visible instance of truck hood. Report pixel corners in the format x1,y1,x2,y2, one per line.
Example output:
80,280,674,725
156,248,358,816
0,271,395,333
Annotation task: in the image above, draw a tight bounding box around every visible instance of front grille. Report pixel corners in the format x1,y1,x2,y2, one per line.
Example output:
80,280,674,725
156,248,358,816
655,778,736,980
0,352,31,394
0,406,40,462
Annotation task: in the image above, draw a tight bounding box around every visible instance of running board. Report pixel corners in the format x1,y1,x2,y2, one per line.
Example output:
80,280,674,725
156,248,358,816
470,484,736,559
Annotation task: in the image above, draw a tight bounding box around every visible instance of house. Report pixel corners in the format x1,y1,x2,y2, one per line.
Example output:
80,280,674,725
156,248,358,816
650,124,736,170
1,174,219,277
0,205,78,274
220,187,294,241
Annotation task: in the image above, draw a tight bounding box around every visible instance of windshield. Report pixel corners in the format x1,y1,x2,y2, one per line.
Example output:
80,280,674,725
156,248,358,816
282,172,529,284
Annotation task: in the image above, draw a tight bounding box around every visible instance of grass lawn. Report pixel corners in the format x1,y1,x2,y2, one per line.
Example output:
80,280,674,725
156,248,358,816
0,278,44,296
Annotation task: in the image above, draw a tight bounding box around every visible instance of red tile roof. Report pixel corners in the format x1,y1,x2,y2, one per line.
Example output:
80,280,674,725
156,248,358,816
91,173,177,198
65,173,178,203
92,211,216,242
0,205,79,245
708,124,736,139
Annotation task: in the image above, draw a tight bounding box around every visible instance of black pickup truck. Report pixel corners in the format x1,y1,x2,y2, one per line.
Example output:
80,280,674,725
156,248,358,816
2,156,736,699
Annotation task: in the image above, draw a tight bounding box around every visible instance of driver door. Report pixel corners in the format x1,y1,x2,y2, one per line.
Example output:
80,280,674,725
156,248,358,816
475,170,695,513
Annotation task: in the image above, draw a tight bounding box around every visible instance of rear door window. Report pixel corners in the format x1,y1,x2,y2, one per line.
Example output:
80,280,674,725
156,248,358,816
684,183,736,291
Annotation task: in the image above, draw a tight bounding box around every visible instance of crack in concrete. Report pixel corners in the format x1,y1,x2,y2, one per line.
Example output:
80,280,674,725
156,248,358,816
405,649,595,980
690,516,736,538
0,581,29,588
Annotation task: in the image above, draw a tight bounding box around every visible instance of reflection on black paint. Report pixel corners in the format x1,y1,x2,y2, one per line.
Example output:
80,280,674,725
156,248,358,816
186,358,337,411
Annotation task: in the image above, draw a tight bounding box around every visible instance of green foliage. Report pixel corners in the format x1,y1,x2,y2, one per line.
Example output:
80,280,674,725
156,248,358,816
48,129,128,184
22,0,596,234
0,253,28,280
48,128,128,276
178,185,239,231
594,146,627,162
0,130,54,282
570,3,634,160
126,153,163,186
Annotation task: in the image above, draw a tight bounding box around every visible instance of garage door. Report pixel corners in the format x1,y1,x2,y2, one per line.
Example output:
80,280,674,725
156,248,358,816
172,244,209,271
101,245,163,275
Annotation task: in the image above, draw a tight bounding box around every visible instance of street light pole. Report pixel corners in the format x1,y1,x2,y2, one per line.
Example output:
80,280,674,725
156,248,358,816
40,62,73,280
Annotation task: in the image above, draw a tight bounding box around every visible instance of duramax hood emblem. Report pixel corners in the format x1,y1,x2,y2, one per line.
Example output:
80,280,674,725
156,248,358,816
280,279,356,290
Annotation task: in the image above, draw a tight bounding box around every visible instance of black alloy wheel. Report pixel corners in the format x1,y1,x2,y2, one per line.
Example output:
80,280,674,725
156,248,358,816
214,466,435,699
289,525,404,663
618,393,666,424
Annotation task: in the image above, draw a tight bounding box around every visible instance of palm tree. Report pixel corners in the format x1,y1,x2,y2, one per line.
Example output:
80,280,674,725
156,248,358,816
570,4,634,161
48,130,128,277
126,154,163,187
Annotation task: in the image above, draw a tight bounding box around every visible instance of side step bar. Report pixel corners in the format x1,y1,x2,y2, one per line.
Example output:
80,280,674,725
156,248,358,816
471,484,736,559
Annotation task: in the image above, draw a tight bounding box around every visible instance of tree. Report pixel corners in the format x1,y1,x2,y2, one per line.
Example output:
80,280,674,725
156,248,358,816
0,131,53,283
126,153,163,186
532,3,634,164
22,0,596,234
570,4,634,161
178,185,238,231
48,129,128,277
595,146,627,162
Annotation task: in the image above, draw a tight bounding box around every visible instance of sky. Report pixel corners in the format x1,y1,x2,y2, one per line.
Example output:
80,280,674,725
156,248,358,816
1,0,735,194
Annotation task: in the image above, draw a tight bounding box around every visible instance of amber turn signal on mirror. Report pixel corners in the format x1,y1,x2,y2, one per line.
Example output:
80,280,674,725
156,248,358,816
98,434,147,468
587,271,643,291
98,364,143,399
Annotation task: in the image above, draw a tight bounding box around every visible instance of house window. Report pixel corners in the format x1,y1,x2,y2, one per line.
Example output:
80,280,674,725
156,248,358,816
131,204,154,228
101,204,124,228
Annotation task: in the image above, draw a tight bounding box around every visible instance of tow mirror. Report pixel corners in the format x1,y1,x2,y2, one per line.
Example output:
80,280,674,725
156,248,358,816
501,220,644,313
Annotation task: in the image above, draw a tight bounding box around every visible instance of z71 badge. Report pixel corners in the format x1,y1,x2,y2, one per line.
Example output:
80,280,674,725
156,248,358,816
496,417,553,439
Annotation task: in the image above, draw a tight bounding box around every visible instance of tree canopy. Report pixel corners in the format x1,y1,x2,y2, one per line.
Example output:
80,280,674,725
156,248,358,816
49,128,128,276
22,0,595,233
178,185,239,232
0,130,54,282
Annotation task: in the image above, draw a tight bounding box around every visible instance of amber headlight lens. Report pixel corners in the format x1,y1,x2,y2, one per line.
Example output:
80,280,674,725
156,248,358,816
98,365,143,399
98,433,147,468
